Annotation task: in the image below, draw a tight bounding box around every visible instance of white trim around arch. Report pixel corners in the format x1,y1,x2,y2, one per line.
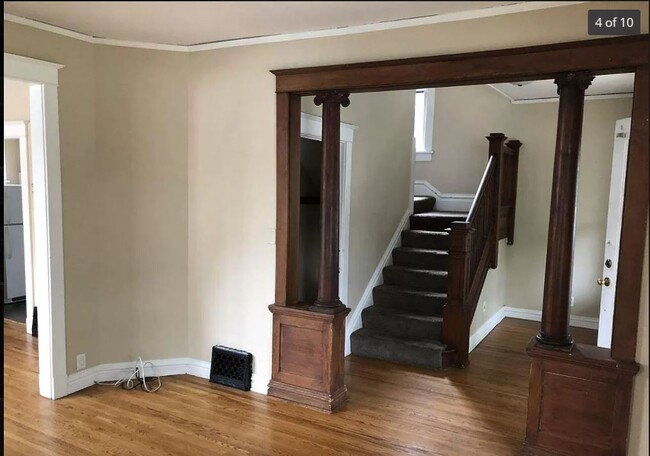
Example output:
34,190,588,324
4,52,67,399
300,112,356,307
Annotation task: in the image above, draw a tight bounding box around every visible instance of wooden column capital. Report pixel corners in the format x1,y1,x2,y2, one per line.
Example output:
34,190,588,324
554,71,594,92
314,90,350,107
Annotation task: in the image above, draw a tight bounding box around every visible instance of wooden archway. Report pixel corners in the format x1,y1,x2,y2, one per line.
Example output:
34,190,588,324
268,35,648,454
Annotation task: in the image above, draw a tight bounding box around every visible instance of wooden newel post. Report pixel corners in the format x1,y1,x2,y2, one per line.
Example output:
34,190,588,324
536,72,593,347
313,90,350,310
441,221,473,366
486,133,506,268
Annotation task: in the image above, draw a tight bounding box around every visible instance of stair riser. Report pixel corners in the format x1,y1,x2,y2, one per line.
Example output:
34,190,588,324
383,268,447,292
373,288,445,316
350,333,443,369
362,310,442,341
409,216,465,231
401,232,450,250
413,198,436,214
392,250,449,271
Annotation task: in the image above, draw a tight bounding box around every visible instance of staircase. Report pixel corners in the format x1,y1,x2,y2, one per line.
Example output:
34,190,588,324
350,196,463,369
351,133,522,369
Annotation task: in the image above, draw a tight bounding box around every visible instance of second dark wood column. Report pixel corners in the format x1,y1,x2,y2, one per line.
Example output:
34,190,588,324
536,72,593,347
313,90,350,310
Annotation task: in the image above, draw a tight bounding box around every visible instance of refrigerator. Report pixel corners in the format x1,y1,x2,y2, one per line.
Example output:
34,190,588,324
4,185,26,304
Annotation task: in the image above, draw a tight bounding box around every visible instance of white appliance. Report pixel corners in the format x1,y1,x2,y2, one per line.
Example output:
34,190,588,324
4,185,26,304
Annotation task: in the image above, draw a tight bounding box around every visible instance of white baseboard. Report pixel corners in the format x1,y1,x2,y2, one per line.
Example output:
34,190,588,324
345,207,412,356
414,180,474,212
468,305,600,352
469,307,506,353
67,357,270,397
503,306,599,330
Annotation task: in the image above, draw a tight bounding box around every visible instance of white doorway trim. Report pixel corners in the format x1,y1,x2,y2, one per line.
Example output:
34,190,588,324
4,53,67,399
4,121,35,335
300,112,356,306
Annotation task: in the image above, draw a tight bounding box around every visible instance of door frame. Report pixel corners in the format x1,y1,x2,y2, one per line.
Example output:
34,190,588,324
299,112,356,306
4,53,67,400
4,120,35,334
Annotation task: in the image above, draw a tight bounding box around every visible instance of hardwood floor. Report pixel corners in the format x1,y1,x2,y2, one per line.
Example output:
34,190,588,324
3,317,596,456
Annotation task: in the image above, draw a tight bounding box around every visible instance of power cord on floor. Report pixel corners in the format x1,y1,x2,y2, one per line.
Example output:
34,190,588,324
95,356,161,392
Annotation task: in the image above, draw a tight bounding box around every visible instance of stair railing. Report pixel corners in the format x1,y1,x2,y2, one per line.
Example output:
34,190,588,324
442,133,521,366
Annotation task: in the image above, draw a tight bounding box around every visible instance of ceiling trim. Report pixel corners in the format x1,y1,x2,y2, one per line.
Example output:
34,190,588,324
487,84,515,103
511,93,634,104
3,13,189,52
4,2,585,53
4,52,65,85
487,83,634,104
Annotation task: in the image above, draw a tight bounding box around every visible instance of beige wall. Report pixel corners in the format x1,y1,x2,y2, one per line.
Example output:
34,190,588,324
4,138,21,184
185,1,648,387
506,97,633,318
3,78,31,121
415,85,513,194
4,22,189,373
470,240,509,334
300,91,415,316
3,5,648,442
415,83,633,319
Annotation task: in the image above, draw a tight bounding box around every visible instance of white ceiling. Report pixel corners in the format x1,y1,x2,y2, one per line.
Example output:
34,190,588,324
489,73,635,103
4,2,526,46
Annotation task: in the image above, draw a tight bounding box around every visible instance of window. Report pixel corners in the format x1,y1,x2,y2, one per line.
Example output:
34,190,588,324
413,88,435,161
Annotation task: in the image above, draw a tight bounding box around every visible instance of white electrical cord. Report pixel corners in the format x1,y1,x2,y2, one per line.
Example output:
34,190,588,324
95,366,140,389
138,356,162,393
94,357,161,392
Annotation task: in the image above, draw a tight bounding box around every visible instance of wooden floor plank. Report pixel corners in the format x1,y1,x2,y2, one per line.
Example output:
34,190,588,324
3,317,596,455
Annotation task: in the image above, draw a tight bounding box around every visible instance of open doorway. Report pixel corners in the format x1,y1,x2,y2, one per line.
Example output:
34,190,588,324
4,54,67,400
4,80,35,334
291,74,634,452
298,112,354,309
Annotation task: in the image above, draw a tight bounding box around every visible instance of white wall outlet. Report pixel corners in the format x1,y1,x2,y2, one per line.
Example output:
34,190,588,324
570,296,575,307
76,353,86,371
482,301,487,312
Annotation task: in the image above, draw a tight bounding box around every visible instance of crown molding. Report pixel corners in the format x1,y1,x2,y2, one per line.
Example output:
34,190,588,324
5,3,585,53
488,83,634,104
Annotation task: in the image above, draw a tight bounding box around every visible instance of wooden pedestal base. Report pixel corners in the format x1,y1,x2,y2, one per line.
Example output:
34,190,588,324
268,303,351,413
523,338,639,456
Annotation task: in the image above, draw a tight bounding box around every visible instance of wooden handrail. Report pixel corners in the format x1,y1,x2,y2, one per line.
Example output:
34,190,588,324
441,133,521,367
467,156,495,223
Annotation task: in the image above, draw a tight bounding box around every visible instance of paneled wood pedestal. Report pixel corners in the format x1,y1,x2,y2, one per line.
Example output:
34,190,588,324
268,304,350,412
523,339,639,456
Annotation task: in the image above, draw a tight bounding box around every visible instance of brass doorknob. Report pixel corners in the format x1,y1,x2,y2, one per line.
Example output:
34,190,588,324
597,277,611,287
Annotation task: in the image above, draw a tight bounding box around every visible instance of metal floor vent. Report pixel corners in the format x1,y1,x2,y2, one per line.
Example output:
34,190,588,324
209,345,253,391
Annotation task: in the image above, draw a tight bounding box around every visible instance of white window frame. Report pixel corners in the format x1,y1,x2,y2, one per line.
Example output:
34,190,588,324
414,88,435,162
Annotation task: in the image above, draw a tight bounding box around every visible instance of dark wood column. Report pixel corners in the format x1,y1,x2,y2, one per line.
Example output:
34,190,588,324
536,72,593,347
313,90,350,310
268,91,351,413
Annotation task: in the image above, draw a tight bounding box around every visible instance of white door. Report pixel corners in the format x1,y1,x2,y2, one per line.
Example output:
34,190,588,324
597,117,631,348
